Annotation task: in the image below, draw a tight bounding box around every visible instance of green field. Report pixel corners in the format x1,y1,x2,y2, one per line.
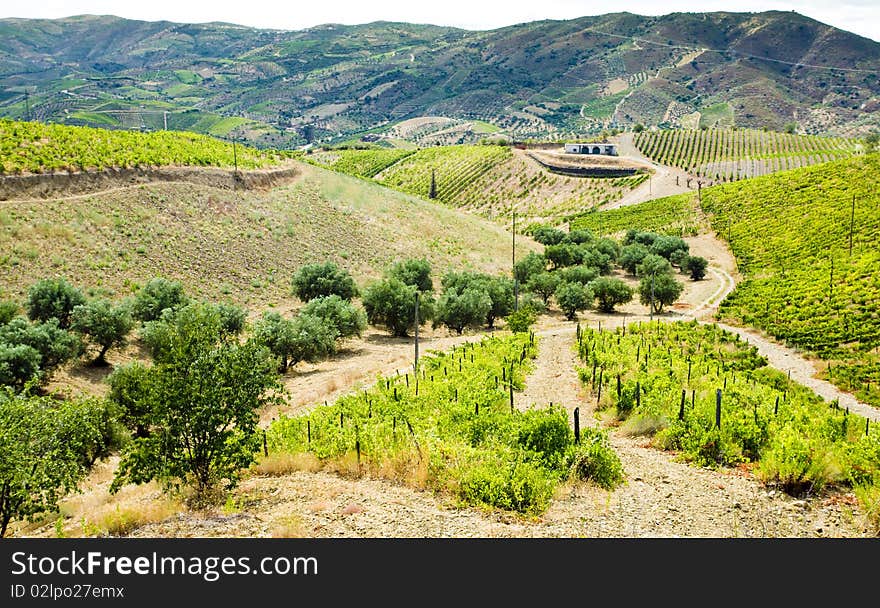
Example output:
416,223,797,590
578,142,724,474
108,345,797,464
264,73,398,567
635,128,856,180
0,119,279,174
568,192,705,237
702,154,880,407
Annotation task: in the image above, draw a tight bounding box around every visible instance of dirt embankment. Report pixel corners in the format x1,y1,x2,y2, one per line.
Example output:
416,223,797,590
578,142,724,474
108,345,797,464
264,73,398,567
0,163,300,201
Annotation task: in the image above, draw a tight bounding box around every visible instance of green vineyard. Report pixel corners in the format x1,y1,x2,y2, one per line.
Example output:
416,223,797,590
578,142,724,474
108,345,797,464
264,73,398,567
568,192,704,237
634,128,856,180
701,154,880,407
268,333,622,515
577,321,880,504
0,119,282,174
307,144,645,222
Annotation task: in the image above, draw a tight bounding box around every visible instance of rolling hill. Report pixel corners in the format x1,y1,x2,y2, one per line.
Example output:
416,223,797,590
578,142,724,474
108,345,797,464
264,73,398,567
1,11,878,147
0,161,535,307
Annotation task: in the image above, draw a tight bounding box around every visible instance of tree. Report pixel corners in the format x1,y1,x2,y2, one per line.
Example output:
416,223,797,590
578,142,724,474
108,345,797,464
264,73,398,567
291,262,358,302
434,287,492,334
26,277,85,329
526,272,560,305
482,276,515,328
619,243,650,275
590,277,634,313
362,279,432,337
784,122,797,134
636,254,673,278
544,243,582,269
253,311,338,372
388,259,433,293
429,169,437,199
685,256,708,281
300,295,366,340
0,317,82,385
111,312,282,501
0,343,41,391
578,247,613,274
649,235,689,260
529,225,566,245
108,362,153,438
555,282,592,321
633,123,645,133
559,265,599,286
212,302,247,335
71,299,134,364
594,237,620,262
514,252,547,285
639,272,683,314
563,229,594,245
0,390,102,537
132,277,188,322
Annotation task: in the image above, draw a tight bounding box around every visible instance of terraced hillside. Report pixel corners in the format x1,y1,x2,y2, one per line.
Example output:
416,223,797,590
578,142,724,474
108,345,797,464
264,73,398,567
306,145,646,223
569,192,705,237
0,162,536,306
634,128,857,181
699,154,880,408
0,119,282,174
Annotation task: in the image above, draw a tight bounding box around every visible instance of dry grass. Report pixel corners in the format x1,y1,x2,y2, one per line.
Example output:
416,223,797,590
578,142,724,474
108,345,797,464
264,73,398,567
251,452,323,476
270,515,308,538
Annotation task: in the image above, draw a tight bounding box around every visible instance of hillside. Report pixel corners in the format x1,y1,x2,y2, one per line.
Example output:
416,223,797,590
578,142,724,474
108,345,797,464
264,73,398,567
701,154,880,408
0,162,535,306
1,11,878,146
306,145,648,223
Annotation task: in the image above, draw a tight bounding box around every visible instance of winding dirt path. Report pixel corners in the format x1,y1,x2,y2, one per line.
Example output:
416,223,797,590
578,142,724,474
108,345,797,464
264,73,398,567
602,132,691,209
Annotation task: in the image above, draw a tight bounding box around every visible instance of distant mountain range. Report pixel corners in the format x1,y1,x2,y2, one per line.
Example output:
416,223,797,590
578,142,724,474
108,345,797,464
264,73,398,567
1,11,878,146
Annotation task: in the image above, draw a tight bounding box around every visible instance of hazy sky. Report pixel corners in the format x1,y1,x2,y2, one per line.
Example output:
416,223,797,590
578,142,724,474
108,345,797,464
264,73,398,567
3,1,879,42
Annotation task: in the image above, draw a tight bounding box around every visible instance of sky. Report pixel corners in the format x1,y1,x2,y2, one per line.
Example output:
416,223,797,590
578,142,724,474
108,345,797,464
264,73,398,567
2,1,879,42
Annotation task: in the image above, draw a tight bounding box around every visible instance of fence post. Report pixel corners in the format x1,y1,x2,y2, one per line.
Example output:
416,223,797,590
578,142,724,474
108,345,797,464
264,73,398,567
263,430,268,457
679,389,686,421
715,389,722,429
574,407,580,444
307,420,311,444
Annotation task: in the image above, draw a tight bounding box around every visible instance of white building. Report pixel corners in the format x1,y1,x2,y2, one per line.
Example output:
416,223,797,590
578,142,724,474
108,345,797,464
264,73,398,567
564,143,618,156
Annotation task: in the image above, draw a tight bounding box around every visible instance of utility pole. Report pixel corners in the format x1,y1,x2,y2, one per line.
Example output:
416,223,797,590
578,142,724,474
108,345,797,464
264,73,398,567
24,91,30,122
512,208,518,311
414,291,420,377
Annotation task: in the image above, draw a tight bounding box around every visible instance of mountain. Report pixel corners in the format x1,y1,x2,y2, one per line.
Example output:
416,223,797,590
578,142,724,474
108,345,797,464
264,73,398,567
1,11,878,146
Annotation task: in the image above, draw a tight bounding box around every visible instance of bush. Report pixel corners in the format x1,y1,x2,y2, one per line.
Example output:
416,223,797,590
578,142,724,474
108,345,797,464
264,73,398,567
514,252,547,285
132,278,188,322
638,272,684,314
527,273,560,305
636,254,673,278
563,229,594,245
434,287,492,334
457,455,556,515
589,277,634,313
650,235,689,260
544,243,582,269
387,259,433,293
529,225,566,246
291,262,358,302
362,278,432,337
71,299,134,363
26,277,86,329
505,306,537,333
253,311,338,372
0,343,41,391
517,407,572,469
0,301,18,325
111,312,283,499
619,243,650,275
108,362,153,438
555,282,592,321
0,317,82,385
300,295,366,340
559,265,599,286
686,256,708,281
568,428,624,490
756,426,838,495
212,302,247,335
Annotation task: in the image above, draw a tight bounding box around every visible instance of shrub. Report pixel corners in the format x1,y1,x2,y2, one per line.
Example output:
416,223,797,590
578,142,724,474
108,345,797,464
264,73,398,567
649,235,689,260
434,288,492,334
132,278,188,322
589,277,634,313
212,302,247,335
291,262,358,302
527,272,560,305
636,254,673,278
505,307,537,333
638,272,684,314
387,259,433,293
0,301,18,325
568,428,624,490
619,243,650,275
71,299,134,363
0,343,41,391
517,407,573,469
0,317,82,385
529,225,566,246
300,295,366,340
559,265,599,286
253,311,338,372
362,278,432,337
26,277,85,329
555,282,592,321
514,252,547,285
686,256,708,281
